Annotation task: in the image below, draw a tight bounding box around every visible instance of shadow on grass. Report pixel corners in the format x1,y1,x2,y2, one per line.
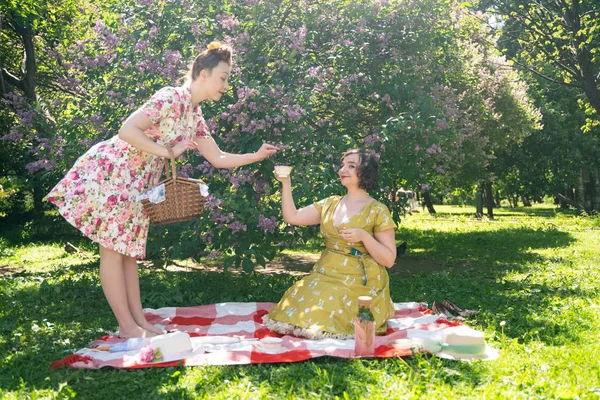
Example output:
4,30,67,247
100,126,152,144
2,253,594,396
422,206,577,219
396,225,575,272
0,213,92,251
389,267,595,339
198,354,487,398
0,211,593,396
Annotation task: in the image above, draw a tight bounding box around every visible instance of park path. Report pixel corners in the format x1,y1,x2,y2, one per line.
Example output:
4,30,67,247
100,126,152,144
166,253,448,277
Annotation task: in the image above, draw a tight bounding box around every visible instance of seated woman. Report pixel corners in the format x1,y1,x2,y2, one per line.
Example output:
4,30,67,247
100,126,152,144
263,149,397,339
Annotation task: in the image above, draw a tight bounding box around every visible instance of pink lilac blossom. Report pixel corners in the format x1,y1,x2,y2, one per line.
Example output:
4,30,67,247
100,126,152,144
1,127,23,141
207,250,220,259
26,159,56,173
216,14,240,31
201,229,214,245
257,214,278,234
196,161,215,178
436,118,449,130
228,220,247,234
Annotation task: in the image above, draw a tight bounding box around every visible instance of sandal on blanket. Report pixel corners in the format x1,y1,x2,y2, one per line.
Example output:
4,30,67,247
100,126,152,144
443,298,480,317
432,301,465,322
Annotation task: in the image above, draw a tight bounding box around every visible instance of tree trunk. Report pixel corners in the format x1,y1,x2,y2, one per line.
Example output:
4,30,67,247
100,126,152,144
32,181,45,213
1,20,39,101
389,185,402,223
475,186,484,218
558,193,569,209
494,190,501,208
521,196,532,207
594,167,600,212
576,169,587,213
485,181,494,219
567,3,600,116
422,190,436,215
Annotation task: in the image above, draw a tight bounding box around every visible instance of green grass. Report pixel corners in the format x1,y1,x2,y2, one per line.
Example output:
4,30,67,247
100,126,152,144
1,205,599,399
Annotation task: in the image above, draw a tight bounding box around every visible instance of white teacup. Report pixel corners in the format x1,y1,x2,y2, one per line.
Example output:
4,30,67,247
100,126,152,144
274,165,293,178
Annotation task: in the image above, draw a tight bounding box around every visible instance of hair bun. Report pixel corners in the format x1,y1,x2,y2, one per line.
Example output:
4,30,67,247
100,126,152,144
208,42,222,51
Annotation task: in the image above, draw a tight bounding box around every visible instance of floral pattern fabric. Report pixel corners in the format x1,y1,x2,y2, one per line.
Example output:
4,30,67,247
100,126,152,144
266,196,396,337
46,86,211,258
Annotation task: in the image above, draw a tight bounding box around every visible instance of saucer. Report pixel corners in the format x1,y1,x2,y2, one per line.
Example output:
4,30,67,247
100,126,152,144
253,338,286,354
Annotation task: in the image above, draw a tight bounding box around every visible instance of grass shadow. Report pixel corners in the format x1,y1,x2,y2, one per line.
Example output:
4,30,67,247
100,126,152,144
419,206,577,219
387,265,598,347
397,226,575,271
1,264,492,396
0,213,92,251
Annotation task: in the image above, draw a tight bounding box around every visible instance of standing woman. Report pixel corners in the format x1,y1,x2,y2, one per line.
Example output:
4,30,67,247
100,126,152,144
47,42,278,338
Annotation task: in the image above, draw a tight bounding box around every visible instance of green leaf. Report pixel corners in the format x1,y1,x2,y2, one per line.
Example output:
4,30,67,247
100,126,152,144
241,258,254,273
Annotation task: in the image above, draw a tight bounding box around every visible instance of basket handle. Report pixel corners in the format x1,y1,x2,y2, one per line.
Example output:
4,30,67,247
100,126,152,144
162,145,177,180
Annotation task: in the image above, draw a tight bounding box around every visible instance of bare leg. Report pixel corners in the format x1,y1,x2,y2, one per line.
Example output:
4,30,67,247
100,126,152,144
99,245,154,338
123,256,164,335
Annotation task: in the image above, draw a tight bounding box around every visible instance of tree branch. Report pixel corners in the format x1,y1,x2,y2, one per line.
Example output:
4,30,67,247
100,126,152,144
1,67,23,90
514,61,580,88
515,9,578,73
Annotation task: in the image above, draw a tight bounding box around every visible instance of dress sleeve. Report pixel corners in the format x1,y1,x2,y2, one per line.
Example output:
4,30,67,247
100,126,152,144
313,197,331,215
195,115,213,140
373,203,396,232
139,86,177,125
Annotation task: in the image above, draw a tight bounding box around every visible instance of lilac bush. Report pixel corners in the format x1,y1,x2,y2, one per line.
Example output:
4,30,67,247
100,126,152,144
1,0,539,269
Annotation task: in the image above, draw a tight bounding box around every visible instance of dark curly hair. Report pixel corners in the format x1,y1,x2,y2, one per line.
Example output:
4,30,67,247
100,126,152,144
340,149,379,191
185,41,233,83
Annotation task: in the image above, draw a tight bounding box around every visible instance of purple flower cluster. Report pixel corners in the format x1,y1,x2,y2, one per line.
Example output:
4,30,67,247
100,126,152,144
216,14,240,32
228,220,247,234
229,170,254,189
257,214,278,234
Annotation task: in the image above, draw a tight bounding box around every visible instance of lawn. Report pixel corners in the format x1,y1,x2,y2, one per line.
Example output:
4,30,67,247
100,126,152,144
1,205,599,399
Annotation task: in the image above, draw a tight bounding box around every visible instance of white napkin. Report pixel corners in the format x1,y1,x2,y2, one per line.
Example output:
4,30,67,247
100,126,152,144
136,184,165,204
199,184,209,197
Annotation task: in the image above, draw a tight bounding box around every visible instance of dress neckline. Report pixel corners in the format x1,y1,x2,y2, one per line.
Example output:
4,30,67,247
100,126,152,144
182,84,202,115
332,195,375,229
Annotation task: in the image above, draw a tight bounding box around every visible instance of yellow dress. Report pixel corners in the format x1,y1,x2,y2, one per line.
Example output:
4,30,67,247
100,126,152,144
264,196,396,339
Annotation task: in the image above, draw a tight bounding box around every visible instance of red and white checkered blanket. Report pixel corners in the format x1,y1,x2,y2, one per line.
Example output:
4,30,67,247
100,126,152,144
51,302,462,369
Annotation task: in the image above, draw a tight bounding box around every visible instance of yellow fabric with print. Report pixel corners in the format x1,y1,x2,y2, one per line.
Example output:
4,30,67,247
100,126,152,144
267,196,396,336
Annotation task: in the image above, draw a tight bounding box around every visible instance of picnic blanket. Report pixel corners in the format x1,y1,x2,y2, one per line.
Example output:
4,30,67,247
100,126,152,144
51,302,464,369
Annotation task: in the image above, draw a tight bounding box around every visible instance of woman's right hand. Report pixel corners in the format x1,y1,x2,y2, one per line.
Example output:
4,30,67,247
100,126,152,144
170,139,197,158
255,143,279,161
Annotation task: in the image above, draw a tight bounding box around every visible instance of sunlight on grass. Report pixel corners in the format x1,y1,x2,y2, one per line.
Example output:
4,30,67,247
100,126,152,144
0,244,97,273
1,204,599,398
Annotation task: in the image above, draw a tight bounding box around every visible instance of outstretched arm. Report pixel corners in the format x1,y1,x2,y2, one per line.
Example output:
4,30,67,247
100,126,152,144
195,138,278,169
276,173,321,226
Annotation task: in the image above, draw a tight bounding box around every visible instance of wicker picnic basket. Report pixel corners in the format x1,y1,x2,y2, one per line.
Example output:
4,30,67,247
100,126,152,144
141,148,206,226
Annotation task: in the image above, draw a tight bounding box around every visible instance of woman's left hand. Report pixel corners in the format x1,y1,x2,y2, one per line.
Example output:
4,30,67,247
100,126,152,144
339,228,367,244
172,139,198,158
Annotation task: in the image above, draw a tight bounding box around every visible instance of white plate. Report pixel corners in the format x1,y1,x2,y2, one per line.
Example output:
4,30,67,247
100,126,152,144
193,336,241,345
253,342,287,354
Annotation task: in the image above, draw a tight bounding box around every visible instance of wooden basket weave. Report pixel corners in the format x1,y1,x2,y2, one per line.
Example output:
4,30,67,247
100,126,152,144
141,150,206,226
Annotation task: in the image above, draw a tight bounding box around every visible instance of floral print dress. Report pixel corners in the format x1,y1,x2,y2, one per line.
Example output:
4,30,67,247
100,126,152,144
47,86,212,258
264,196,396,339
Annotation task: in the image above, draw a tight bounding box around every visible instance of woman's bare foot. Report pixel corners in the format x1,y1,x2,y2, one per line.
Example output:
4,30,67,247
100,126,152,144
133,317,165,335
141,323,165,335
117,325,157,338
